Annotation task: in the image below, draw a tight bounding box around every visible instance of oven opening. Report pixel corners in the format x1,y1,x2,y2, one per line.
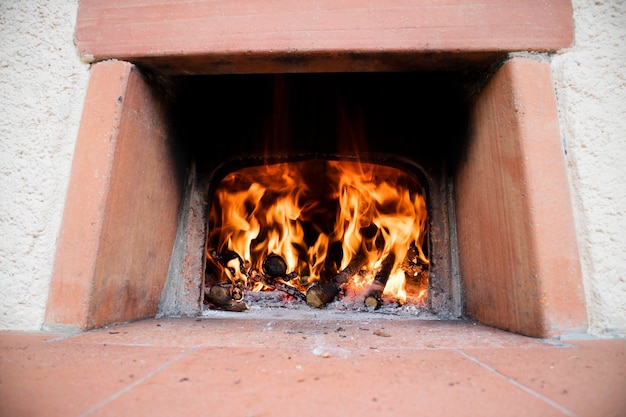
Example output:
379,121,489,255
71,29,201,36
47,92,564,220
170,71,467,318
205,159,429,312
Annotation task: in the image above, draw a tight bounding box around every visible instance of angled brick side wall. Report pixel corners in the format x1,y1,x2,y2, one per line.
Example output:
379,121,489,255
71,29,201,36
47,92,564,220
455,58,587,338
44,61,184,330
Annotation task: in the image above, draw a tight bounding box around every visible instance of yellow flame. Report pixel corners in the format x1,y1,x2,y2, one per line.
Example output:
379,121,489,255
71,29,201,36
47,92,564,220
383,270,407,303
207,160,428,300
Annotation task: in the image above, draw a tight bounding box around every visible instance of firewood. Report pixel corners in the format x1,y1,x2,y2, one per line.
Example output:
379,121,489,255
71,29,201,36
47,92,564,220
262,254,288,278
274,282,306,302
231,285,244,301
205,284,230,303
204,285,248,312
364,253,396,310
305,282,340,308
334,253,367,285
305,253,367,308
285,271,299,282
363,293,383,309
211,250,248,285
211,250,242,269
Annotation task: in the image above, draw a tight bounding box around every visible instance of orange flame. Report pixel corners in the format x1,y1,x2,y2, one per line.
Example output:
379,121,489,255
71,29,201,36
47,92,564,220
207,160,428,303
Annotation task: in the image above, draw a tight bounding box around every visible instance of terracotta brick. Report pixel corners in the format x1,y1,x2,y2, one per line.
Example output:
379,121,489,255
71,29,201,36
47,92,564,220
44,61,184,330
46,3,585,336
5,320,623,417
455,57,588,338
75,0,573,74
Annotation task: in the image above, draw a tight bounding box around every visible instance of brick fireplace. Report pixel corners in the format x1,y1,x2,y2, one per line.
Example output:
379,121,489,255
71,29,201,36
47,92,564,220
44,0,587,338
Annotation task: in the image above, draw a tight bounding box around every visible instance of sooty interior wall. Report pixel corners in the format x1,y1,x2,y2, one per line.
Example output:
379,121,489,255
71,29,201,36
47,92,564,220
171,72,467,172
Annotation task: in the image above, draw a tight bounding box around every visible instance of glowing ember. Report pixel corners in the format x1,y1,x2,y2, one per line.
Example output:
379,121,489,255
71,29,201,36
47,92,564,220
205,160,428,309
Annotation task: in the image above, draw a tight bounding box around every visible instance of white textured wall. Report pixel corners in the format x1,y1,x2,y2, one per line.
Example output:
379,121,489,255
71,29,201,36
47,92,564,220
0,0,89,330
0,0,624,335
552,0,626,337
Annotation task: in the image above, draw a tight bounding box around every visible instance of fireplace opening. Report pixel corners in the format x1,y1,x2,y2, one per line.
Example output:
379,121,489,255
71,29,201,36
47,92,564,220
169,71,468,318
205,159,429,312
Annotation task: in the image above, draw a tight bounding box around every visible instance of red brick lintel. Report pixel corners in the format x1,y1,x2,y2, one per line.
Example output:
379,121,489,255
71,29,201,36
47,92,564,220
76,0,573,74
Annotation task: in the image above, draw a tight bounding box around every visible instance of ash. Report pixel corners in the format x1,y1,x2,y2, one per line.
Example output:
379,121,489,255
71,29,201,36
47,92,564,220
203,290,434,318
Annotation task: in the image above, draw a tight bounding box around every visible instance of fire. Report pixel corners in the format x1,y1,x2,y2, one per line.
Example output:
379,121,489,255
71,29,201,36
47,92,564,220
206,160,428,308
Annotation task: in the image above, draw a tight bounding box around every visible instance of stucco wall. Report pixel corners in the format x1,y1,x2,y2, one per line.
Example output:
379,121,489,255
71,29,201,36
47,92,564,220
0,0,89,330
0,0,624,336
552,0,626,337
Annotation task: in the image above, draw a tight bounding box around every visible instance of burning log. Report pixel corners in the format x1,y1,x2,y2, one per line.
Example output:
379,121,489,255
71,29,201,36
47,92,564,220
334,253,368,286
211,250,241,269
262,254,299,282
231,285,244,301
274,282,306,302
364,253,396,309
305,254,367,308
204,285,249,312
211,250,248,285
262,254,288,278
305,282,340,308
205,284,230,304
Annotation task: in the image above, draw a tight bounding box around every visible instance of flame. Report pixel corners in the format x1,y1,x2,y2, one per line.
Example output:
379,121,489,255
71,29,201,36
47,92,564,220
383,270,407,303
207,160,428,304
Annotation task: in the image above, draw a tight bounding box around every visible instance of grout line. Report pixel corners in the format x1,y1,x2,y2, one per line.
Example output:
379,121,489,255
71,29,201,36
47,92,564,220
455,349,581,417
77,346,200,417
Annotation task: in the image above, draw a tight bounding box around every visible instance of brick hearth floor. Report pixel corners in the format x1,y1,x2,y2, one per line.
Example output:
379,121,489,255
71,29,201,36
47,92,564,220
1,314,624,417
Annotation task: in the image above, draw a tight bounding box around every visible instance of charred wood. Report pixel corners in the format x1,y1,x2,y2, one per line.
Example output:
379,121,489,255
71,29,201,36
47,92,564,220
244,291,286,303
205,284,230,304
204,285,248,312
262,254,288,278
211,250,248,285
305,253,367,308
231,285,244,301
274,282,306,302
211,250,242,269
333,253,367,286
305,282,340,308
364,253,396,310
285,271,299,282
